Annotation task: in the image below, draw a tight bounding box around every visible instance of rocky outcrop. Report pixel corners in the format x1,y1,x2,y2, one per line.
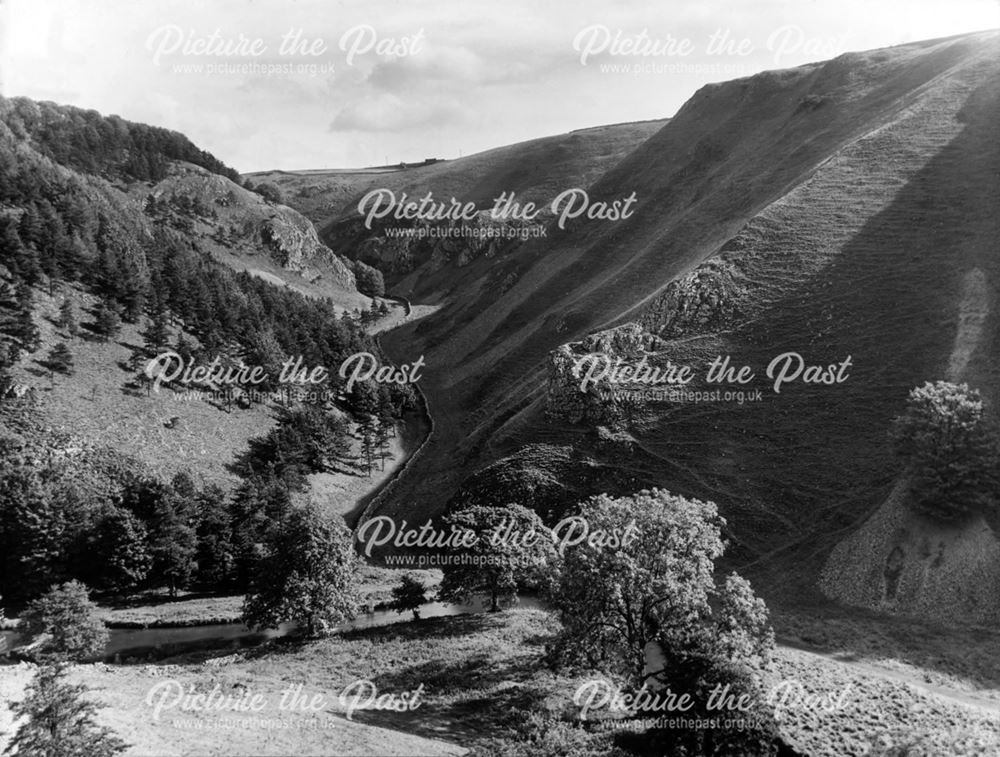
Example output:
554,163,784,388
546,322,670,424
150,163,357,292
260,209,355,288
820,480,1000,623
639,253,746,338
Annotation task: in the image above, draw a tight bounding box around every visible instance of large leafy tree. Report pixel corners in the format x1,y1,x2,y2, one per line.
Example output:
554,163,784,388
3,664,127,757
438,504,554,612
890,381,1000,521
546,489,778,755
20,580,108,662
243,504,360,636
547,489,729,678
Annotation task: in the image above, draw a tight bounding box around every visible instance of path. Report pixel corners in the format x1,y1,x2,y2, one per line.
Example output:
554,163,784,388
776,637,1000,715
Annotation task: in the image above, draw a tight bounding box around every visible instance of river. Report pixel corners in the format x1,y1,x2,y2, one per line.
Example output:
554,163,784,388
0,596,547,663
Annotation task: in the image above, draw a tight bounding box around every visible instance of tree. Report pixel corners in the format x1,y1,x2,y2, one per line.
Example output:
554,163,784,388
243,504,360,636
3,664,127,757
58,298,78,336
9,282,40,358
147,493,197,597
193,484,235,589
142,297,170,354
46,341,74,378
20,580,108,662
545,489,759,678
88,508,151,595
390,574,427,620
244,327,285,392
438,504,554,612
545,489,779,755
93,299,121,342
890,381,1000,521
0,456,70,602
360,422,376,476
375,421,391,470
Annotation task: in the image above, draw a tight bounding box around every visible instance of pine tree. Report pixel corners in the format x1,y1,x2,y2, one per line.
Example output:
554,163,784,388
58,298,78,336
360,423,376,476
10,283,40,358
20,581,108,662
93,299,121,342
375,422,391,471
148,493,196,598
3,664,127,757
46,342,74,379
142,296,170,354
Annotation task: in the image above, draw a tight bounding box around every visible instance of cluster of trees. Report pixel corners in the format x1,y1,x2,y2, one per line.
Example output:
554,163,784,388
231,487,782,754
891,381,1000,521
238,406,351,482
0,441,325,604
0,95,241,183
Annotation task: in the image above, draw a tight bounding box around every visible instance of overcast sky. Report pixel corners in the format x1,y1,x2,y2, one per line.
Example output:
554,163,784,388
2,0,998,172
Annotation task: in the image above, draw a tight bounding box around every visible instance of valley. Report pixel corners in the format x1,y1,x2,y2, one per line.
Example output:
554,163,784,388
2,17,1000,757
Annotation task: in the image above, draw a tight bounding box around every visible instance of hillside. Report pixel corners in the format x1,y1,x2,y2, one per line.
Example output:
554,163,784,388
248,121,665,287
0,96,369,311
359,30,1000,599
247,120,666,229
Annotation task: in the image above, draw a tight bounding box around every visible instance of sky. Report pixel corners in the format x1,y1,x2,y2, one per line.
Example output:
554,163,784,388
1,0,998,172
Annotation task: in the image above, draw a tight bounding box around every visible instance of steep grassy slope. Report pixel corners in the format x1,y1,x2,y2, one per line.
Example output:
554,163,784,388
246,120,666,231
369,31,1000,585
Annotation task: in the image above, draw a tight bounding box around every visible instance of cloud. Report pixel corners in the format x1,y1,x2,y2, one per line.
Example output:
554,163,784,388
329,93,469,133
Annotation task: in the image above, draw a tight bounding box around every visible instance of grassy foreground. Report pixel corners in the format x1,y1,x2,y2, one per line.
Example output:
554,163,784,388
4,608,1000,756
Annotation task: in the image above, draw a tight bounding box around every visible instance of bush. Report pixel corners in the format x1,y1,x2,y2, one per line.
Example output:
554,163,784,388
890,381,1000,521
253,182,283,205
20,581,108,662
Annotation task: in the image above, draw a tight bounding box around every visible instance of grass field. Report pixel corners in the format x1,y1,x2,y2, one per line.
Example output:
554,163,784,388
3,608,999,756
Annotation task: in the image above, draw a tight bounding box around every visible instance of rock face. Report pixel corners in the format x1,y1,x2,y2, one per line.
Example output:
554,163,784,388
820,480,1000,623
259,210,355,288
150,163,357,292
546,322,669,424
